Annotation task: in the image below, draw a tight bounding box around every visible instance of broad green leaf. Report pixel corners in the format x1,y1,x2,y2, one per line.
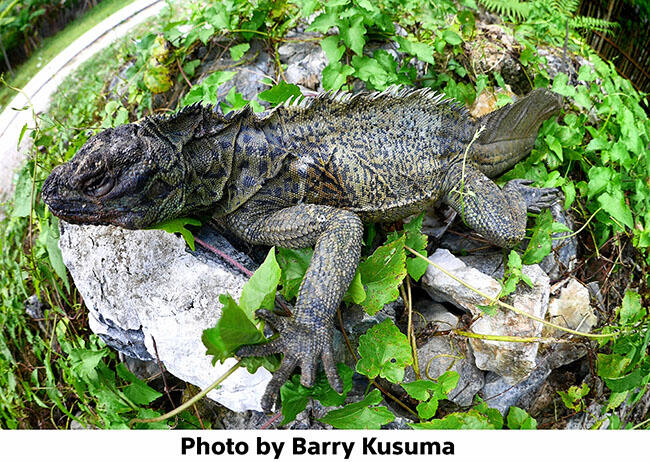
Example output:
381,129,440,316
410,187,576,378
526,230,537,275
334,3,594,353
319,389,395,429
340,15,366,55
619,291,645,325
144,64,172,94
182,71,236,106
344,270,366,304
202,293,266,365
280,364,353,425
116,363,162,405
150,217,201,250
442,29,462,45
522,209,553,264
597,190,633,229
506,406,537,429
322,62,354,91
229,43,250,61
239,248,281,318
40,216,70,291
258,82,302,106
356,235,407,315
395,36,434,64
356,319,412,383
403,213,429,281
410,409,498,429
277,247,313,301
551,72,576,98
321,35,345,63
13,163,34,218
307,11,339,34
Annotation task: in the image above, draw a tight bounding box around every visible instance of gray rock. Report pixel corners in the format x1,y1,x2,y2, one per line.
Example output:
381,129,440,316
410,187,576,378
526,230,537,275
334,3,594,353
422,248,502,312
278,34,328,91
58,222,271,412
480,364,552,415
406,301,485,407
422,249,551,383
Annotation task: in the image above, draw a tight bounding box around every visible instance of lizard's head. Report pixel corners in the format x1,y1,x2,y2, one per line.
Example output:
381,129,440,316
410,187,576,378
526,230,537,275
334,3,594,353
42,123,186,229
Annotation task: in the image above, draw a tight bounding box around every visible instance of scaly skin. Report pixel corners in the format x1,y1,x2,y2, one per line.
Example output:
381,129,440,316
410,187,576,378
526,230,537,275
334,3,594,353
42,86,562,412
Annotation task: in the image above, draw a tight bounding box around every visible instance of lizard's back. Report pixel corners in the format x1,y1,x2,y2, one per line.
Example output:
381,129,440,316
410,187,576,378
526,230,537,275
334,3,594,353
269,88,475,221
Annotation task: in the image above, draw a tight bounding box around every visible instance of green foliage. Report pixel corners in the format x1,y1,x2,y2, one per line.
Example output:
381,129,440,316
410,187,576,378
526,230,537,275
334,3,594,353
202,248,281,373
356,319,413,383
558,383,590,412
4,0,650,430
280,363,354,425
319,389,395,429
150,217,202,251
402,372,459,419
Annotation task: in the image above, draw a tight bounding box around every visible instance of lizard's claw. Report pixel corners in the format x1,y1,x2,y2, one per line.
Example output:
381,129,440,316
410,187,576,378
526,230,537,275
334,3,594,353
236,309,342,413
507,179,560,213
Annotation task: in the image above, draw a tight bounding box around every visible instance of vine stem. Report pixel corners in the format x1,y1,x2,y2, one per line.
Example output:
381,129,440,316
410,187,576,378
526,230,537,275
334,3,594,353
403,245,618,340
129,361,242,426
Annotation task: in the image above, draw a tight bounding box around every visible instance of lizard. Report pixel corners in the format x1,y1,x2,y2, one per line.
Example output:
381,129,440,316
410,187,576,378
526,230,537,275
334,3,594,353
42,85,562,413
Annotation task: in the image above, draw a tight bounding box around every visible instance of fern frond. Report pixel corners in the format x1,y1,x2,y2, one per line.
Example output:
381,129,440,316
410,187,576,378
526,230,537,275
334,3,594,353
570,15,619,35
551,0,580,14
478,0,532,21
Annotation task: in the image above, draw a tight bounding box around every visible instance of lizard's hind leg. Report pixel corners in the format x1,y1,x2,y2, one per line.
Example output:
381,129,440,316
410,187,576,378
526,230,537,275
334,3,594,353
225,202,363,412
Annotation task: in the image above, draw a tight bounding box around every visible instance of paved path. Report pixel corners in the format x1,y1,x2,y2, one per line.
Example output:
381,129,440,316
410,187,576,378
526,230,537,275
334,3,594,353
0,0,164,202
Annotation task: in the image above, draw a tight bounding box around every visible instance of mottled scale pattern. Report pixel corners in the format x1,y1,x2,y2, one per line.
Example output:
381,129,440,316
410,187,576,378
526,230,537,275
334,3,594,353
41,86,562,412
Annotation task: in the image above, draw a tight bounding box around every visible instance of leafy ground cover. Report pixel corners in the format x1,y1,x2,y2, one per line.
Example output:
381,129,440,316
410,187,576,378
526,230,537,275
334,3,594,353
0,0,136,112
1,0,649,429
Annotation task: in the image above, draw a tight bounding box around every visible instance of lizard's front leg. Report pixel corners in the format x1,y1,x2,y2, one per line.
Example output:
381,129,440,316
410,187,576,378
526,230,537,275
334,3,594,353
224,203,363,412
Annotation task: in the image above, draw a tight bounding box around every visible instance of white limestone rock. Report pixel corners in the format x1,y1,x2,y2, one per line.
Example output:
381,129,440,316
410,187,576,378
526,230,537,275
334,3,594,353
422,249,550,383
58,222,271,412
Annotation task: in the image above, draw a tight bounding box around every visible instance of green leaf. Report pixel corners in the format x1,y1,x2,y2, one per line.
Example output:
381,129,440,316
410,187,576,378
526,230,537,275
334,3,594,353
522,209,553,264
402,213,429,281
13,163,34,218
220,87,249,114
277,247,313,301
239,248,281,318
321,35,345,63
182,71,237,106
402,372,459,420
144,64,172,94
229,43,250,61
619,291,645,325
322,62,354,91
442,29,462,45
395,37,434,64
280,363,353,425
411,409,498,429
40,216,70,291
202,293,266,366
306,11,339,34
356,319,412,383
182,59,201,77
356,235,407,315
597,190,633,229
116,363,162,405
344,270,366,304
150,217,201,251
506,406,537,429
340,15,366,55
319,389,395,429
258,82,303,106
551,72,576,98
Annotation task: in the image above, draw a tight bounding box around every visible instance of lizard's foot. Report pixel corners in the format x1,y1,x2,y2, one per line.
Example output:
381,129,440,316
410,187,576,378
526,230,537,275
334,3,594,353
236,309,342,413
506,179,560,213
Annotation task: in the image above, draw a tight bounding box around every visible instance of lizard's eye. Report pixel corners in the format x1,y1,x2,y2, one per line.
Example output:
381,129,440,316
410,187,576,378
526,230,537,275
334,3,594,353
83,175,114,197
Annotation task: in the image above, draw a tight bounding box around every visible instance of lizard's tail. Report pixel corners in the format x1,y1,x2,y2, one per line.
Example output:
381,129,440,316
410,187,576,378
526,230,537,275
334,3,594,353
472,88,562,177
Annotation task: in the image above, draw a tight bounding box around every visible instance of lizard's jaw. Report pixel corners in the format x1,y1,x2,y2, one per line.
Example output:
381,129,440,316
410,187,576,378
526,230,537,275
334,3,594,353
42,172,138,229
